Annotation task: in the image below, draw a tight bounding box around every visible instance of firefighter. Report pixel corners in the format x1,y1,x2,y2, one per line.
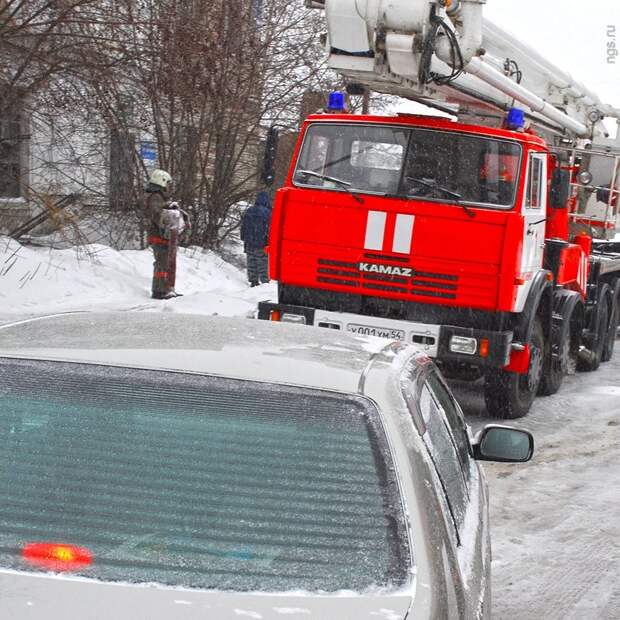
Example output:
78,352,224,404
145,169,177,299
240,191,271,287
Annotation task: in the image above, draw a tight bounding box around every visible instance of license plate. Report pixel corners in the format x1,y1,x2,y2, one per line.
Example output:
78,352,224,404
347,324,405,340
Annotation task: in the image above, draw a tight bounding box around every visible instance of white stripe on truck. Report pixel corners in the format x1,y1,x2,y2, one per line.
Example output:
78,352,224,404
364,211,387,251
392,214,415,254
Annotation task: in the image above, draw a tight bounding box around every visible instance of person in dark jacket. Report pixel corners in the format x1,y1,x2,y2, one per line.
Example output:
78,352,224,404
145,169,177,299
240,191,271,286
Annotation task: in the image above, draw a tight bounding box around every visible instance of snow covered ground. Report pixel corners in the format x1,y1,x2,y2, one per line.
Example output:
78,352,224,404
455,360,620,619
0,236,276,317
2,236,619,618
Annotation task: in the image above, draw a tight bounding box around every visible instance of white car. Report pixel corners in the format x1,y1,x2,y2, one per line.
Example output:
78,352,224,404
0,312,532,619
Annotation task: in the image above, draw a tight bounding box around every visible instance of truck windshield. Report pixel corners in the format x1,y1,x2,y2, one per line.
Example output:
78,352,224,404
293,123,521,208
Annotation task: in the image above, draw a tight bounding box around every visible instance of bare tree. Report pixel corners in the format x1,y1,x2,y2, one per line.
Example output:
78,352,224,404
2,0,341,250
69,0,339,248
0,0,108,238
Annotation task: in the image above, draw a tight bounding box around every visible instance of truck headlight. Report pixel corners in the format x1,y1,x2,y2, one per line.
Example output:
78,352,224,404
450,335,478,355
281,313,307,325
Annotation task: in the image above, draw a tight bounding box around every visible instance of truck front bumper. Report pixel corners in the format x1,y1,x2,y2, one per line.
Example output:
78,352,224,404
258,302,513,368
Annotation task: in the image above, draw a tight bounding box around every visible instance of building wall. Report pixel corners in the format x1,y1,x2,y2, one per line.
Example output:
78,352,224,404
29,116,109,200
0,106,110,235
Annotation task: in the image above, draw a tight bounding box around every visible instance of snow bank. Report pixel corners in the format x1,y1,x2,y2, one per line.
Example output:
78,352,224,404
0,237,276,317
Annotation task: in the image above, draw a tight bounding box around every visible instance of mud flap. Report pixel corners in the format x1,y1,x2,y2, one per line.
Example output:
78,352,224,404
550,289,583,370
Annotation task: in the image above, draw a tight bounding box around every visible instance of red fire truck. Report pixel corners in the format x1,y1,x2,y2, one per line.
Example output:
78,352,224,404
259,0,620,418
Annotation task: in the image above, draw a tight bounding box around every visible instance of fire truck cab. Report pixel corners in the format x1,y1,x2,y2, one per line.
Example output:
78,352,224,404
258,0,620,418
259,111,620,418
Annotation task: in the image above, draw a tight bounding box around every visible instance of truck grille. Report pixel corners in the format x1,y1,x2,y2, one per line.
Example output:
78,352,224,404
317,259,458,300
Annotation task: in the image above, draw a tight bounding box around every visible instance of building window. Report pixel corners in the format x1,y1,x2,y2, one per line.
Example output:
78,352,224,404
0,97,26,198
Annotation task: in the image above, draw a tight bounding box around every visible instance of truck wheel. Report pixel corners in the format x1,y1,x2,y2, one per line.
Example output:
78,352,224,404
539,310,580,396
539,324,567,396
578,299,609,372
484,319,544,419
602,293,619,362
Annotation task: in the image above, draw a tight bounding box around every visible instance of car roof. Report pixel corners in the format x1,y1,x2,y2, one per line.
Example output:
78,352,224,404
0,312,410,394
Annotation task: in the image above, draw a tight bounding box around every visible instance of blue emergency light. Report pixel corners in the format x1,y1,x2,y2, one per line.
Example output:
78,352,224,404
506,107,525,130
327,91,346,112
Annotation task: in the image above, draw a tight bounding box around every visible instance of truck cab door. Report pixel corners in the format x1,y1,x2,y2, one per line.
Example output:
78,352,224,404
521,152,547,274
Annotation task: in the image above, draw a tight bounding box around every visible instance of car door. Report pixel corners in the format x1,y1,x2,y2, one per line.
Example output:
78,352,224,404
422,371,490,619
418,374,471,536
521,151,547,275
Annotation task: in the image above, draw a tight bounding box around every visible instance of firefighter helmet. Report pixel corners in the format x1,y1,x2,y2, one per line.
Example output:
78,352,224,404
149,169,172,190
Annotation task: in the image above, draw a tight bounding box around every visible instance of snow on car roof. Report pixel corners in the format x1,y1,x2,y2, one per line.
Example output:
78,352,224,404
0,312,395,393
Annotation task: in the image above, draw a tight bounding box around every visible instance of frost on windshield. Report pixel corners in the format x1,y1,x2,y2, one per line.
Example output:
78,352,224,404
293,122,520,207
0,358,411,593
294,124,408,195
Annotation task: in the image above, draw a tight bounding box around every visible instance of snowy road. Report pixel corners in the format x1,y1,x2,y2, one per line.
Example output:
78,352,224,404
454,353,620,619
2,239,620,618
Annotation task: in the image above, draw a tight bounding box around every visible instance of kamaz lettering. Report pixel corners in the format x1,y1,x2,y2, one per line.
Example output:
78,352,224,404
359,263,413,277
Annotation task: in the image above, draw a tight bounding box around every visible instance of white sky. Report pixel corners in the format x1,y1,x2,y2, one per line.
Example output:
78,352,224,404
484,0,620,106
393,2,620,120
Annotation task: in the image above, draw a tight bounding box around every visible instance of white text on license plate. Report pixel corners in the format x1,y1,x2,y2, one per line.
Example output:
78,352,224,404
347,324,405,340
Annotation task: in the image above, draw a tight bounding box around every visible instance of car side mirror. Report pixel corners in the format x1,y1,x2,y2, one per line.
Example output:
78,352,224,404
472,425,534,463
549,168,570,209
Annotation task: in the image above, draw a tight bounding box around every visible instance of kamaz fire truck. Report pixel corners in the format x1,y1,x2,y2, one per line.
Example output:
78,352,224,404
259,0,620,418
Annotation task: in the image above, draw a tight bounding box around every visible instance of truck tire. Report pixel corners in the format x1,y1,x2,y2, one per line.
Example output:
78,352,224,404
539,325,567,396
602,290,619,362
539,308,580,396
484,319,544,419
578,298,609,372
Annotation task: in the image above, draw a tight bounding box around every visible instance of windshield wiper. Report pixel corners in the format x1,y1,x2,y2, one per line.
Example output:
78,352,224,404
297,170,364,204
406,176,475,218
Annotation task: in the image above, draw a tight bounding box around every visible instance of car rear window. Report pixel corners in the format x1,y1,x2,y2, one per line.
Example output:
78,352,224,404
0,358,410,593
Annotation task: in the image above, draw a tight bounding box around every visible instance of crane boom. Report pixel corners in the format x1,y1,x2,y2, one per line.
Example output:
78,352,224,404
310,0,620,140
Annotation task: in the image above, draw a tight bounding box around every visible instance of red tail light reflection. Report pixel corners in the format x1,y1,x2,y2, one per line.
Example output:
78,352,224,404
22,542,93,571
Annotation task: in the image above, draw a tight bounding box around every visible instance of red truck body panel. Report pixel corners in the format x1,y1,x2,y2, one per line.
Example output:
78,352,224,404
272,187,530,312
270,113,550,314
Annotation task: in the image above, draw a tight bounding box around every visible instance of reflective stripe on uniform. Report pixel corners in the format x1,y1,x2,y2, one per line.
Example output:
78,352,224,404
149,235,169,246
